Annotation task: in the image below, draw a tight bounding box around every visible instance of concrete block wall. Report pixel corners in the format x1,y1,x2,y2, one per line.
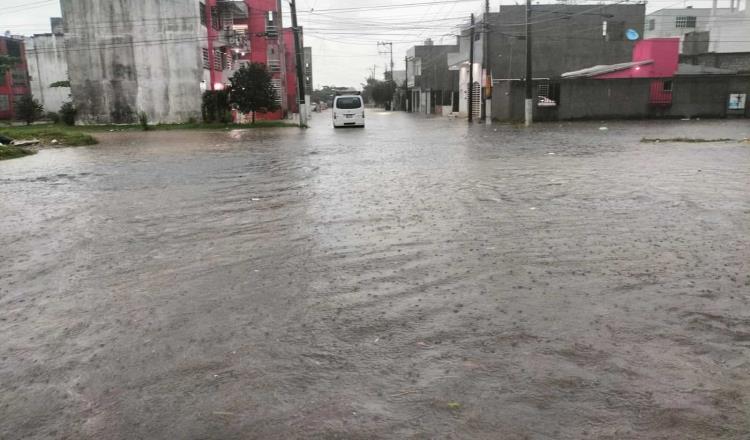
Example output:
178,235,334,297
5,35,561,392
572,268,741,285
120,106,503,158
61,0,204,124
25,34,70,114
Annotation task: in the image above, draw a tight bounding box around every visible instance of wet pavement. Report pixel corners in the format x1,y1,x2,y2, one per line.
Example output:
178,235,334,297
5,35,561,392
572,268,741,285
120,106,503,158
1,112,749,439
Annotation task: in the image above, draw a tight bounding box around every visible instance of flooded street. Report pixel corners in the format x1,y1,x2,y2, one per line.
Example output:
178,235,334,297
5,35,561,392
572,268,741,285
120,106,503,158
1,112,750,439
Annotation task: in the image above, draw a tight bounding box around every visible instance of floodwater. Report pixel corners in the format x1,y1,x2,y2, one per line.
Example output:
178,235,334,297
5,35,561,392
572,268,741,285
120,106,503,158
1,112,749,439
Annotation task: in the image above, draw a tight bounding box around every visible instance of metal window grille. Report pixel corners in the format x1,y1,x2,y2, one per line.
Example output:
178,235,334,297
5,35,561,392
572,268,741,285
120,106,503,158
266,11,278,37
202,48,210,69
213,49,223,71
270,79,282,103
471,81,481,119
537,83,550,98
267,59,281,72
675,16,696,28
11,68,27,86
211,7,221,31
200,2,206,27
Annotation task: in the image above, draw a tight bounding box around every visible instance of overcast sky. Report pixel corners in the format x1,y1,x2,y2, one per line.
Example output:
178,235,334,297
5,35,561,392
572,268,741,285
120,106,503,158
1,0,740,89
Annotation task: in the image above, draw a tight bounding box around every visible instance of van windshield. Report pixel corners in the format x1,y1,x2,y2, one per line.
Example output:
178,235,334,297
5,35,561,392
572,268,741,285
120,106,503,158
336,97,362,109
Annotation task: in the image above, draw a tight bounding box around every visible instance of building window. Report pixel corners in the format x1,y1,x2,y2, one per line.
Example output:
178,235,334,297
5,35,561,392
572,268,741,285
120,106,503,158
270,78,282,103
213,49,224,71
414,59,422,76
200,2,206,27
202,48,210,69
266,11,278,37
11,68,27,87
0,95,9,112
211,6,220,31
13,94,24,109
648,19,655,31
675,16,696,28
663,80,673,93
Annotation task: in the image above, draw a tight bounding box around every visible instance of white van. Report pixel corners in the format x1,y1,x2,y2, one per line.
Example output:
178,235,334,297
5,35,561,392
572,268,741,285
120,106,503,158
333,94,365,128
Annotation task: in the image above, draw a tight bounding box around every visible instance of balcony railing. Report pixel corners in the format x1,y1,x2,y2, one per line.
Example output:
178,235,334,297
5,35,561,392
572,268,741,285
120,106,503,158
220,28,249,52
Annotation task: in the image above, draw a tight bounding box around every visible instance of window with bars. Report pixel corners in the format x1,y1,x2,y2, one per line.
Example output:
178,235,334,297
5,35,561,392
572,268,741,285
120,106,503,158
11,68,27,86
267,60,281,72
537,82,559,107
0,95,9,112
200,2,206,27
213,49,223,71
266,11,278,37
211,7,221,31
675,16,696,28
202,48,210,69
270,79,282,103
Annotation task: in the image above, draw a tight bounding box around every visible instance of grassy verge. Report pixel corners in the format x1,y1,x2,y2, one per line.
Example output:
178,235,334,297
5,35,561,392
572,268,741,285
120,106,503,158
0,126,98,146
0,145,35,160
0,120,297,152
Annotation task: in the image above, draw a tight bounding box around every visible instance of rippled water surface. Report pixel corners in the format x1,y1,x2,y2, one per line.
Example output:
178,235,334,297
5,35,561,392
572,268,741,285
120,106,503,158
1,113,750,439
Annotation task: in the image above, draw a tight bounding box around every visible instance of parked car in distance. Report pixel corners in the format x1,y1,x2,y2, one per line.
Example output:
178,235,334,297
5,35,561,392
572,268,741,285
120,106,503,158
333,94,365,128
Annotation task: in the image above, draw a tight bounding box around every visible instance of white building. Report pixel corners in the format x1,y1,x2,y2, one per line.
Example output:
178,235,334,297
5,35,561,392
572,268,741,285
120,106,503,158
25,20,70,115
645,2,750,53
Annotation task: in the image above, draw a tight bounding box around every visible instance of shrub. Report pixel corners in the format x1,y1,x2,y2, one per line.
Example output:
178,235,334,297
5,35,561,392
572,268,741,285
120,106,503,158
46,111,60,124
16,95,44,125
202,90,231,123
59,102,77,126
138,111,150,131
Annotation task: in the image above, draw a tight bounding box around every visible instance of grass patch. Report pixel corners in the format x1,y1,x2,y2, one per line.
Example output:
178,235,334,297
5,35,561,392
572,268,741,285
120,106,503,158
0,126,98,146
641,137,734,143
0,120,296,148
0,145,35,160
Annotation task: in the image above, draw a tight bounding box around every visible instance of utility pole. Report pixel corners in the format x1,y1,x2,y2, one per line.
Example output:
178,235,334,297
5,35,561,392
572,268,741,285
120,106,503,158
289,0,307,127
378,41,395,110
483,0,492,125
405,55,409,112
378,42,394,76
524,0,533,127
469,13,475,123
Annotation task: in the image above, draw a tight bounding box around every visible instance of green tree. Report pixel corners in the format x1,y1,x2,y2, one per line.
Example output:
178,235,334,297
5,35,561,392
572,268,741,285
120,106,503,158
16,95,44,125
229,63,278,124
0,55,18,76
362,78,396,108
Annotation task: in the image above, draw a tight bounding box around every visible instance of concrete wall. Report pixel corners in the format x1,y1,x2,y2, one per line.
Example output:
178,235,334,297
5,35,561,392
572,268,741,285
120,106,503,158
558,79,651,120
492,76,750,121
61,0,203,124
668,75,750,118
25,34,70,114
681,52,750,73
489,4,646,80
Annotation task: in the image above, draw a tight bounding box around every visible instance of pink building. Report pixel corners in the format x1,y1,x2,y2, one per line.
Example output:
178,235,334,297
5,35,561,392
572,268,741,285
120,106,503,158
202,0,297,120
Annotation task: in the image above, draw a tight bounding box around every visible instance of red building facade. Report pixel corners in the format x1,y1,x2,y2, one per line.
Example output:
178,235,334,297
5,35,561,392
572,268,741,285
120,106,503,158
0,36,30,120
201,0,300,120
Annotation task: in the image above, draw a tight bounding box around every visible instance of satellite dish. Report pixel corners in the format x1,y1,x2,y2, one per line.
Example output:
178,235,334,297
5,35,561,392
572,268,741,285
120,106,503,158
626,29,640,41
